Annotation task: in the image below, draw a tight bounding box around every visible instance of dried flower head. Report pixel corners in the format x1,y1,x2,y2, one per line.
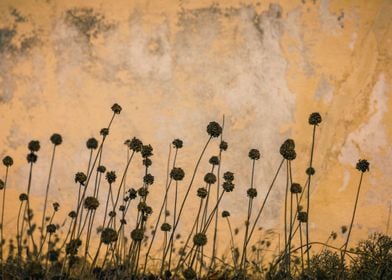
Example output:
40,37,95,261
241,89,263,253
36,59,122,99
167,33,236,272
119,205,126,212
143,173,154,185
137,202,148,212
306,167,315,176
143,158,152,167
128,188,137,200
204,172,217,184
138,187,149,197
220,141,228,151
19,193,28,201
65,239,82,255
68,211,77,219
331,231,337,240
222,181,235,192
209,156,220,166
86,138,98,150
183,268,196,280
28,140,40,152
160,223,172,232
75,172,87,185
222,210,230,218
280,139,296,160
309,112,322,126
101,228,118,244
129,137,143,152
248,149,261,160
84,196,99,210
297,211,308,223
109,211,116,218
106,171,116,184
50,133,63,146
2,156,14,167
97,165,106,173
172,139,183,149
170,167,185,181
100,128,109,137
46,224,57,234
141,144,153,158
131,228,144,241
0,180,4,190
223,171,234,182
27,152,38,163
247,188,258,198
207,121,222,138
193,232,207,246
52,202,60,212
111,103,122,114
120,219,127,225
290,183,302,194
341,225,348,234
356,159,370,173
197,187,208,199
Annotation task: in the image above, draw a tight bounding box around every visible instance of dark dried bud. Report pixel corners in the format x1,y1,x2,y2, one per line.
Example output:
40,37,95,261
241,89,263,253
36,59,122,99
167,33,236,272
86,138,98,149
100,128,109,137
28,140,40,152
297,211,308,223
222,181,235,192
172,139,183,149
2,156,13,167
120,219,127,225
290,183,302,194
109,211,116,217
101,228,118,244
75,172,87,185
111,103,122,114
138,187,149,197
27,152,38,163
247,188,258,198
68,211,77,218
331,231,337,240
170,167,185,181
197,187,208,199
143,173,154,185
183,268,196,280
209,156,220,166
0,180,4,190
341,225,347,234
160,223,172,232
145,206,153,215
66,239,82,255
19,193,28,201
129,137,143,152
106,171,116,184
356,159,370,173
52,202,60,212
309,112,322,126
128,188,137,200
50,133,63,146
207,121,222,138
137,202,148,212
46,224,56,234
223,171,234,182
248,149,261,160
222,210,230,218
220,141,228,151
306,167,315,176
143,158,152,167
119,205,126,212
141,145,153,158
84,196,99,210
97,165,106,173
280,139,296,160
48,250,59,262
193,232,207,246
131,228,144,241
204,172,217,184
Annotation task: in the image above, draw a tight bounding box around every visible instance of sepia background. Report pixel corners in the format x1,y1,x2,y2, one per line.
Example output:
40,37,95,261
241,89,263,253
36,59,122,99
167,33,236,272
0,0,391,258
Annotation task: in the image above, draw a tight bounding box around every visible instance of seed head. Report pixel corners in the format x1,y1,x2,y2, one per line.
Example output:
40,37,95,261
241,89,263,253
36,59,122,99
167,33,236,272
0,180,4,190
100,128,109,137
220,141,228,151
193,232,207,246
290,183,302,194
247,188,258,198
141,144,153,158
84,196,99,210
46,224,57,234
306,167,315,176
66,239,82,255
131,228,144,241
19,193,28,201
120,219,127,225
204,172,217,184
297,211,308,223
128,137,143,152
27,152,38,163
206,121,222,138
356,159,370,173
128,188,137,200
172,139,183,149
50,133,63,146
280,139,296,160
119,205,126,212
309,112,322,126
106,171,116,184
28,140,40,152
101,228,118,244
222,210,230,218
170,167,185,181
331,231,337,240
223,171,234,182
52,202,60,212
197,187,208,199
2,156,13,167
111,103,122,114
143,173,154,185
160,223,172,232
109,211,116,218
222,181,235,192
86,138,98,150
143,158,152,167
248,149,261,160
209,156,220,166
341,225,347,234
75,172,87,185
68,211,77,219
137,187,149,197
183,268,196,280
97,165,106,173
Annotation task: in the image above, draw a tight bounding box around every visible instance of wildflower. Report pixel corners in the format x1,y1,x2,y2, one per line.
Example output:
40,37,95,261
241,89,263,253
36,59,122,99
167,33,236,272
46,224,57,234
19,193,28,201
197,187,208,199
223,171,234,182
143,158,152,167
75,172,87,185
306,167,315,176
28,140,40,152
27,152,38,163
143,173,154,185
84,197,99,210
101,228,118,244
100,128,109,137
356,159,370,173
183,268,196,280
128,137,143,152
209,156,220,166
222,210,230,218
141,144,153,158
68,211,77,219
204,172,217,184
131,228,144,241
97,165,106,173
52,202,60,212
193,232,207,246
105,171,116,184
0,180,4,190
172,139,183,149
138,187,149,197
2,156,13,167
297,211,308,223
160,223,172,232
50,133,63,146
280,139,296,160
170,167,185,181
128,188,137,200
222,181,235,192
220,141,228,151
248,149,261,160
207,121,222,138
247,188,258,198
308,112,322,126
290,183,302,194
86,138,98,150
111,103,122,114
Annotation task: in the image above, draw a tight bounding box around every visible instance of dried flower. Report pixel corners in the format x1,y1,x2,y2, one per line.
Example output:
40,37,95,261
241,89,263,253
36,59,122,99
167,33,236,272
97,165,106,173
331,231,337,240
141,145,153,158
138,187,149,197
68,211,77,219
222,181,235,192
183,268,196,280
19,193,28,201
27,152,38,163
290,183,302,194
0,180,4,190
46,224,56,234
248,149,261,160
52,202,60,212
172,139,183,149
170,167,185,181
309,112,322,126
86,138,98,150
280,139,296,160
111,103,122,114
109,211,116,218
143,173,154,185
222,210,230,218
193,232,207,246
120,219,127,225
209,156,220,166
197,187,208,199
297,211,308,223
341,225,348,234
356,159,370,173
101,228,118,244
75,172,87,185
129,137,143,152
247,188,258,198
119,205,125,212
223,171,234,182
84,197,99,210
66,239,82,255
100,128,109,137
2,156,13,167
50,133,63,146
207,121,222,138
106,171,116,184
160,223,172,232
131,228,144,241
28,140,40,152
306,167,315,176
220,141,228,151
143,158,152,167
128,188,137,200
204,172,217,184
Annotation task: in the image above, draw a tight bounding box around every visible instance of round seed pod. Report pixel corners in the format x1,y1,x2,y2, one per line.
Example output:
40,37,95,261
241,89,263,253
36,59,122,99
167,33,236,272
100,128,109,137
222,181,235,192
105,171,117,184
206,121,222,138
68,211,77,219
143,174,154,185
220,141,228,151
27,152,38,163
111,103,122,114
160,223,172,232
97,165,106,173
141,145,153,158
204,173,216,184
19,193,28,201
46,224,57,234
222,210,230,218
306,167,315,176
74,172,87,185
172,139,183,149
170,167,185,181
129,137,143,152
197,187,208,199
209,156,220,166
223,171,234,182
131,228,144,242
308,112,322,126
247,188,258,198
101,228,118,244
138,187,149,197
84,196,99,210
2,156,14,167
290,183,302,194
86,138,98,150
183,267,196,280
28,140,40,152
193,233,207,247
248,149,261,160
297,211,308,223
356,159,370,173
50,133,63,146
